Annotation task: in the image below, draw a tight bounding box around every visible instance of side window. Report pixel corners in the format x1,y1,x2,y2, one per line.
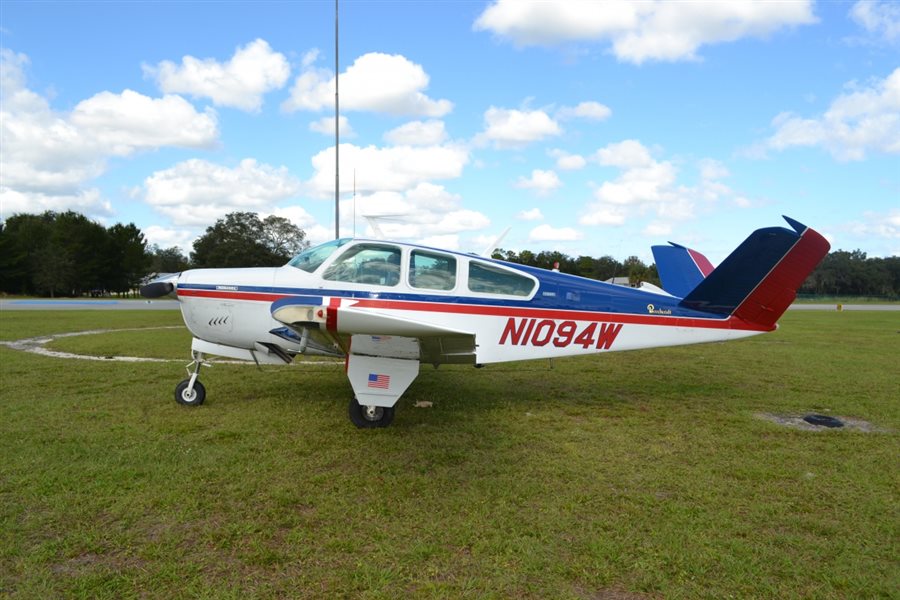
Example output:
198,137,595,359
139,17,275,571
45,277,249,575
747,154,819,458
409,250,457,291
322,244,401,286
468,262,535,297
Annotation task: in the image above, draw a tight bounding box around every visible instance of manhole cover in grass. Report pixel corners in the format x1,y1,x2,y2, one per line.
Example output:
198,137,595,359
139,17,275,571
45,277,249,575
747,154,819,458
803,414,844,428
755,412,886,432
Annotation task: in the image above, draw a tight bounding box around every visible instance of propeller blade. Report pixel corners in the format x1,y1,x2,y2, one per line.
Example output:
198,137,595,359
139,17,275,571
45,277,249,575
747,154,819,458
140,281,174,298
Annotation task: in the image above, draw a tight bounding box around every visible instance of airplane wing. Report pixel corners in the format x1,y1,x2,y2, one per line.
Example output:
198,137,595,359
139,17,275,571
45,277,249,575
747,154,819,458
271,297,476,409
271,299,476,361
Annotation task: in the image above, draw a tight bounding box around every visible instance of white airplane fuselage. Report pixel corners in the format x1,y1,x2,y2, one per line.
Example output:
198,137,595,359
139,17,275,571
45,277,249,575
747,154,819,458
147,218,829,428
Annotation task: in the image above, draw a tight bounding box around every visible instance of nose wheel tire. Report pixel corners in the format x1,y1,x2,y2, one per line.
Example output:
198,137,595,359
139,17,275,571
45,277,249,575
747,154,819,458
175,379,206,406
348,397,395,428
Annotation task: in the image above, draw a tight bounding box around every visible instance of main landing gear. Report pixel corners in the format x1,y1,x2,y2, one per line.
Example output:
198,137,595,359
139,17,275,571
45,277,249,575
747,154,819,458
348,397,395,428
175,350,207,406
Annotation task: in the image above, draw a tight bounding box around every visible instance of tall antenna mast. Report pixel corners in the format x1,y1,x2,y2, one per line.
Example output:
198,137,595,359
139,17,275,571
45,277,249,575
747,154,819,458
334,0,340,239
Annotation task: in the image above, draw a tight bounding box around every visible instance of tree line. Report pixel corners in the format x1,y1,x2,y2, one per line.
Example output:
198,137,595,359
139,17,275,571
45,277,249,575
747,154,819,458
494,247,900,298
491,248,660,287
0,211,308,297
1,210,897,298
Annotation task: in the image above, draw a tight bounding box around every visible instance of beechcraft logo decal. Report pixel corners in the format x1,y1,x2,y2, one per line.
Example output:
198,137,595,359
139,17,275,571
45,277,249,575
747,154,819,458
367,373,391,389
647,304,672,315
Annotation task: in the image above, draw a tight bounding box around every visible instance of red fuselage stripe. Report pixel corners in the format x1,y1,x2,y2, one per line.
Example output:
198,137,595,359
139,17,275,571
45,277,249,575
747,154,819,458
176,288,771,332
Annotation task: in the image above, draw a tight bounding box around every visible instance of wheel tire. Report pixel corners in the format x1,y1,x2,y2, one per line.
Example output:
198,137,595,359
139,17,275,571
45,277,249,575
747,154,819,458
175,379,206,406
348,398,395,428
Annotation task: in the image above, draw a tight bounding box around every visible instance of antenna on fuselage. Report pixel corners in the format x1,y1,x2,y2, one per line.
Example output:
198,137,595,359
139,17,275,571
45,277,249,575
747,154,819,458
334,0,340,240
353,169,356,238
480,226,511,258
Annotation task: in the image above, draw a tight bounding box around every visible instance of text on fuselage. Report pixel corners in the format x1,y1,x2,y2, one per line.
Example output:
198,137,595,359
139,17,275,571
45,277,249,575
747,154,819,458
499,318,622,349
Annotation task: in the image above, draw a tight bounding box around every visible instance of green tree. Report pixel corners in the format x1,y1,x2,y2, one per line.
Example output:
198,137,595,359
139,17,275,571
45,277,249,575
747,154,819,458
105,223,150,295
262,214,309,258
191,212,308,268
0,221,30,294
51,211,108,295
148,245,191,274
0,213,54,294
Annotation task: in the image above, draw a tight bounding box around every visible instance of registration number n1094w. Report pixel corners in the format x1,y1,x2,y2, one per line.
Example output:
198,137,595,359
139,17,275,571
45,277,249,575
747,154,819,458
498,317,622,349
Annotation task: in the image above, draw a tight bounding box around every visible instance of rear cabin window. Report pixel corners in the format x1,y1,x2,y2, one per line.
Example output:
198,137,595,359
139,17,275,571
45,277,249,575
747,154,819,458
468,262,535,297
409,250,456,291
322,244,401,286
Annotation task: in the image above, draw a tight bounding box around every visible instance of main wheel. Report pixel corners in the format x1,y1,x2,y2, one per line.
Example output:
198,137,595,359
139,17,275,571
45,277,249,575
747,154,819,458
348,398,395,428
175,379,206,406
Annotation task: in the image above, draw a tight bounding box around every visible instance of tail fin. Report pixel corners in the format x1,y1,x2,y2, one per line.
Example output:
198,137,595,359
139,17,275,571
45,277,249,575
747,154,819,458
652,242,715,297
680,216,830,328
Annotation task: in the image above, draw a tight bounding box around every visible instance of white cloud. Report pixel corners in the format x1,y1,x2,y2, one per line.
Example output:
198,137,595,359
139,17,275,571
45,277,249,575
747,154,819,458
850,1,900,43
580,204,628,226
145,39,289,112
309,115,355,138
698,158,730,180
384,120,448,146
0,187,111,221
514,169,562,195
0,49,218,217
517,208,544,221
70,90,218,153
848,209,900,240
592,139,654,168
267,205,317,229
283,52,452,117
480,106,562,148
301,49,320,69
265,205,332,248
143,225,196,255
581,140,747,229
764,67,900,161
593,160,677,206
142,158,301,226
344,183,489,242
474,0,816,64
307,143,469,197
550,149,587,170
529,223,583,242
643,222,672,236
557,101,612,121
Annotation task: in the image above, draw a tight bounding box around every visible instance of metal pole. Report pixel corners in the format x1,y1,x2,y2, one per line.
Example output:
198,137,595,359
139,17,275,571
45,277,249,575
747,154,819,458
334,0,340,239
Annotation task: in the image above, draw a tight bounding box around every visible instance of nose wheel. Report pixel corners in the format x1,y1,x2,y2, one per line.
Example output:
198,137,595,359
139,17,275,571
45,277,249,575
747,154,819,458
348,397,395,428
175,350,208,406
175,378,206,406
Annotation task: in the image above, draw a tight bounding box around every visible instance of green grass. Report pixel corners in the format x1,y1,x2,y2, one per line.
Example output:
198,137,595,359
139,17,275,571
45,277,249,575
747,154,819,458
1,310,897,598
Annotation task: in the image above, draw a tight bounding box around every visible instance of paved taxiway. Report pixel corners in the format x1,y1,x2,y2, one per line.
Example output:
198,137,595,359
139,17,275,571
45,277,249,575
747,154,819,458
1,299,180,311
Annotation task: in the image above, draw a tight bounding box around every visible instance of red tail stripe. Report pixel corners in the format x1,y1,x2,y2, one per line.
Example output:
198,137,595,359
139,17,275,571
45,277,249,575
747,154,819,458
733,227,830,328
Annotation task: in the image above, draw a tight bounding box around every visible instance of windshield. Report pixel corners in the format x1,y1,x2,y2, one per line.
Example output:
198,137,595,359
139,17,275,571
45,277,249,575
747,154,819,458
287,238,351,273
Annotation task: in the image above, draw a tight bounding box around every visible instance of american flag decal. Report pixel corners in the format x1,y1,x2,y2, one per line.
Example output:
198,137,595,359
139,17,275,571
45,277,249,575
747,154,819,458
367,373,390,389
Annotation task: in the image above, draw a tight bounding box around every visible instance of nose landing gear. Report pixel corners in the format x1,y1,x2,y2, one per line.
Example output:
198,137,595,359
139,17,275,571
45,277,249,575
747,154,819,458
175,350,208,406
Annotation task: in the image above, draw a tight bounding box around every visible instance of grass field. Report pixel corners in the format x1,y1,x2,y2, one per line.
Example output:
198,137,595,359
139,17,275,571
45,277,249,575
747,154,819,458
1,310,897,599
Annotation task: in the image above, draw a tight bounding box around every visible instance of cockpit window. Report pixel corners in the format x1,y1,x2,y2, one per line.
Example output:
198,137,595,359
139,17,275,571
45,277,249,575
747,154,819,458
287,238,350,273
322,243,402,286
409,250,456,291
468,261,535,297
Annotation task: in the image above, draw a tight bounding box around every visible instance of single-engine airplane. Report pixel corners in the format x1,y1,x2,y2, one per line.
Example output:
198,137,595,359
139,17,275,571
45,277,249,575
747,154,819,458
141,216,829,428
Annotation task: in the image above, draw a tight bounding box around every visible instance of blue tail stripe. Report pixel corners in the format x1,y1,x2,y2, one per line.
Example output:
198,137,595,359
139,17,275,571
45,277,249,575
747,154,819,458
681,226,799,315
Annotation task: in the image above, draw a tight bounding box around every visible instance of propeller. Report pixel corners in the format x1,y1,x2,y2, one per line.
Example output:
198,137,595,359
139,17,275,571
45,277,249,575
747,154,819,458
140,281,175,298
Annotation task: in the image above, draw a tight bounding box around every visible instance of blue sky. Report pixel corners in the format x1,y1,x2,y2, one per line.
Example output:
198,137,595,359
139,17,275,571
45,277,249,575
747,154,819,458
1,0,898,263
